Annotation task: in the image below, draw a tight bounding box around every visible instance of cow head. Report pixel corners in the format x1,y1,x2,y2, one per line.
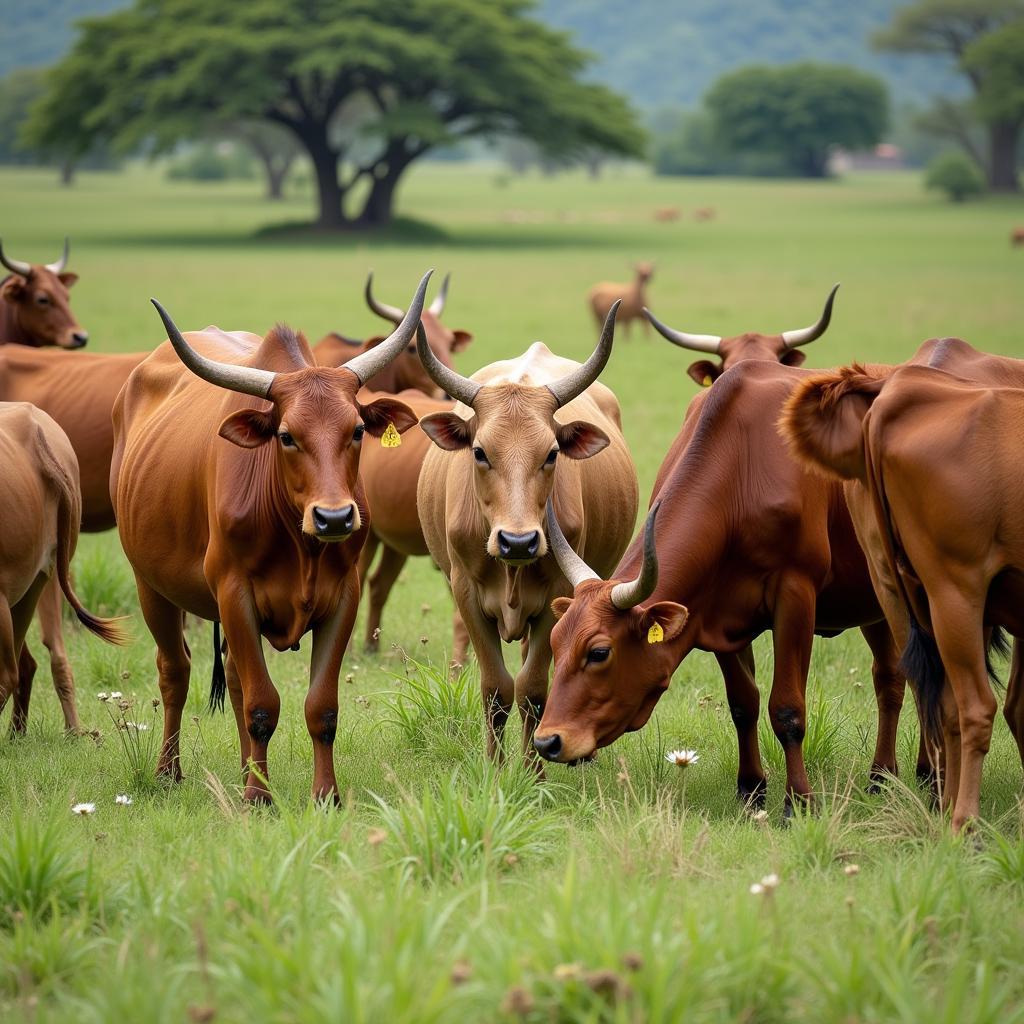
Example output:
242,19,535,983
533,502,689,764
635,261,655,284
150,272,431,542
0,239,88,349
365,272,473,397
418,304,620,566
644,284,839,387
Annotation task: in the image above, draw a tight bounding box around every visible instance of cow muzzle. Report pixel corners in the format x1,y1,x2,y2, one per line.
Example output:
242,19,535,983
496,529,541,564
533,729,594,765
311,503,358,541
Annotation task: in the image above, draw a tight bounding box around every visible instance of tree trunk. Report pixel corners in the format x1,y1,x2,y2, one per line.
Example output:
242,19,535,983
305,133,346,228
59,159,75,187
264,153,295,200
357,142,422,227
987,119,1021,192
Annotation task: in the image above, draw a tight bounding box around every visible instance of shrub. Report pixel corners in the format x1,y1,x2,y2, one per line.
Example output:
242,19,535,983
925,153,985,202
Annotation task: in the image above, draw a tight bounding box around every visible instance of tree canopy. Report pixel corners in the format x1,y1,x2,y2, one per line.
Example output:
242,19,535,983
26,0,644,228
704,63,889,178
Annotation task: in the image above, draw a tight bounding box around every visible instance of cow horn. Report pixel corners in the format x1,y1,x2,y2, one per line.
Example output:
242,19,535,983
364,272,405,325
546,300,619,408
0,239,32,278
782,284,839,350
416,312,482,407
150,299,277,399
643,308,721,354
45,237,69,274
545,499,600,590
610,502,662,610
346,270,433,386
428,272,450,317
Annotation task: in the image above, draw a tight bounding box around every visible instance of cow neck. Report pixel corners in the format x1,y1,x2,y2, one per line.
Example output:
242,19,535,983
0,285,31,345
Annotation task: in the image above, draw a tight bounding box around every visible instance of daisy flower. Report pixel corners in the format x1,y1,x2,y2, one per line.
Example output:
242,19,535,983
71,802,96,816
665,749,699,767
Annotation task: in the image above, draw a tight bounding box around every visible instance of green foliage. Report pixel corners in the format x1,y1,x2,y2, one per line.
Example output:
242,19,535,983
0,69,47,165
874,0,1024,55
165,142,256,183
706,62,890,178
653,108,792,177
964,19,1024,124
926,150,986,198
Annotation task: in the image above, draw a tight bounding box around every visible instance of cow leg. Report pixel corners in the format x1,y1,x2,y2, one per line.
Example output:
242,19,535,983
223,648,249,777
1003,640,1024,771
859,619,904,789
768,576,816,817
716,646,766,807
363,545,406,655
451,608,470,675
359,532,380,651
12,645,37,736
135,577,191,782
0,598,19,730
36,576,81,734
5,576,48,736
516,609,556,771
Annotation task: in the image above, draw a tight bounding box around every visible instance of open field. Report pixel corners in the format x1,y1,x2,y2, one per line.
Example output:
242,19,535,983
2,163,1024,1022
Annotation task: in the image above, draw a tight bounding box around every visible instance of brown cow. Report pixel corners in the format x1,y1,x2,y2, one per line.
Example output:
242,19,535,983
0,239,89,349
1011,227,1024,247
588,263,653,339
417,305,639,764
0,346,147,730
313,273,472,396
653,207,681,223
0,402,124,734
533,359,913,815
110,273,431,804
644,284,838,387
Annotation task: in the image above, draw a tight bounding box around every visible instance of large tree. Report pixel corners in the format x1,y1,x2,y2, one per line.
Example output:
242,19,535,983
875,0,1024,191
26,0,643,229
705,64,889,178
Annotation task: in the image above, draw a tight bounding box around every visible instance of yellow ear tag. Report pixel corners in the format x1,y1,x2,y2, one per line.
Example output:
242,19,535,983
380,422,402,448
702,375,713,387
647,622,664,644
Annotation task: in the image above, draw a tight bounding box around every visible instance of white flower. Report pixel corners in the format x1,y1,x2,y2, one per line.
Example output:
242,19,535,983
96,692,109,701
115,794,133,806
750,873,780,896
749,882,765,895
109,692,123,700
124,722,149,731
71,802,96,816
844,864,860,877
665,749,699,767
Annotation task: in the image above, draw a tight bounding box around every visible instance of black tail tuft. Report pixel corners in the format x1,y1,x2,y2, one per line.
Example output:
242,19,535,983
899,615,945,747
986,626,1010,690
210,620,226,713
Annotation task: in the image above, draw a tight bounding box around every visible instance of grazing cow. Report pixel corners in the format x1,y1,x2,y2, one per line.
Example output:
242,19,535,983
0,403,124,734
782,339,1024,831
110,273,431,803
653,207,681,223
0,239,89,350
534,358,914,814
588,263,653,339
644,284,838,387
693,207,716,222
1011,227,1024,247
313,273,472,396
0,346,147,730
417,305,639,763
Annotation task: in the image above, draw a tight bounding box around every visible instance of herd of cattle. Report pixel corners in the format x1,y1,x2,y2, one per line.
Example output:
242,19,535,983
0,238,1020,832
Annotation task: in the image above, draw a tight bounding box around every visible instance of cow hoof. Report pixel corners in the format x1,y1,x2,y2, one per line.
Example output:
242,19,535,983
364,640,380,654
156,762,183,784
243,786,273,806
312,786,341,807
737,779,767,810
866,767,896,795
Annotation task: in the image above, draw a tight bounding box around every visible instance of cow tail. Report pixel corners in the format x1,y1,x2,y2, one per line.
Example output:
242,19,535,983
210,621,227,713
986,627,1010,690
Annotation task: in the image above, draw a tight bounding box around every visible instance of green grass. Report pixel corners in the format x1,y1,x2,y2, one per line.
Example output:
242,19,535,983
2,161,1024,1021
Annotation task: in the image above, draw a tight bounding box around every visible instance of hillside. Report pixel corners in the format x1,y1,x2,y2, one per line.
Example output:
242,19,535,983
4,0,959,107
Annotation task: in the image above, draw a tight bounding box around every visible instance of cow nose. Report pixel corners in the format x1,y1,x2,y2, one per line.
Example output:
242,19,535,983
533,733,562,761
71,332,88,348
497,530,540,561
312,504,356,539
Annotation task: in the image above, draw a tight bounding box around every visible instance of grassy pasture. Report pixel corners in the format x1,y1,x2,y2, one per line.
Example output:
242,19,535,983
2,162,1024,1022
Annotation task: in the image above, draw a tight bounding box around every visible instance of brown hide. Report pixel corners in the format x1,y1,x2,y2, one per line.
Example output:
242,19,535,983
587,263,653,338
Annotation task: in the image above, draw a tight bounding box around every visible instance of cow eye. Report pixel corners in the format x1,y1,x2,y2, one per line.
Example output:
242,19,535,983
586,647,611,665
278,431,296,448
353,424,365,442
472,446,490,468
36,294,51,307
544,449,558,468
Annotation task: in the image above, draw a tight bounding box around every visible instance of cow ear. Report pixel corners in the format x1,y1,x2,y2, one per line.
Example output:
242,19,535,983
451,330,473,352
640,601,689,643
551,597,574,621
781,350,806,368
359,397,418,437
687,361,720,387
58,272,79,289
555,420,610,460
1,275,27,301
420,411,473,451
218,409,276,448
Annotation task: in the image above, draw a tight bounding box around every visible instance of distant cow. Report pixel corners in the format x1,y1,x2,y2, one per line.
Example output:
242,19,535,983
1012,227,1024,247
693,207,716,222
588,263,654,339
111,273,431,803
0,239,89,350
314,273,472,396
653,207,681,223
645,284,839,387
0,403,124,734
417,305,638,764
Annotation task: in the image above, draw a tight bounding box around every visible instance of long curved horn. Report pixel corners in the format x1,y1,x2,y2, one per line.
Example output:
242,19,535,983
150,299,277,399
546,299,619,408
0,239,32,278
428,272,450,317
46,237,69,274
782,283,839,350
546,499,599,590
364,272,404,325
610,502,662,610
416,317,481,406
346,270,433,385
644,307,721,355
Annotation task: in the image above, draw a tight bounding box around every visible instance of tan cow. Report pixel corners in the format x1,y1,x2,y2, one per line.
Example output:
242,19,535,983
587,263,653,339
417,304,638,763
0,402,124,733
